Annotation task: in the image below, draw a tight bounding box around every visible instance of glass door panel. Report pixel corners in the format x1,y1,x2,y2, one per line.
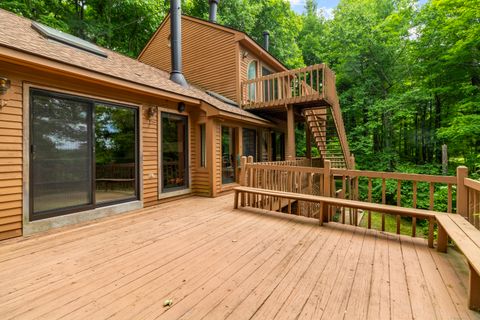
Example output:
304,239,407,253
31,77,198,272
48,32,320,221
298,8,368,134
243,128,257,161
162,113,188,192
222,127,236,184
95,104,137,203
30,91,92,218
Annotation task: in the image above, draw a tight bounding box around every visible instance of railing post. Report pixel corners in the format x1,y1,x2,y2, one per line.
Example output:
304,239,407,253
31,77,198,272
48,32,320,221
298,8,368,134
456,166,468,217
239,156,247,186
322,160,331,223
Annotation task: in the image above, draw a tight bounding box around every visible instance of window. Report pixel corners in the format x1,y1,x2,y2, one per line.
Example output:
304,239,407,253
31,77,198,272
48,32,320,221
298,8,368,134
247,61,257,101
200,124,206,168
242,128,257,161
30,89,138,221
161,112,188,192
221,126,236,184
271,131,285,161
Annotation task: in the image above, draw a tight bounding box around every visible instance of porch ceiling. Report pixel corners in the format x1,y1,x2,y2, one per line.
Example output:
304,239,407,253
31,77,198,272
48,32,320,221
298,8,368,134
0,195,477,320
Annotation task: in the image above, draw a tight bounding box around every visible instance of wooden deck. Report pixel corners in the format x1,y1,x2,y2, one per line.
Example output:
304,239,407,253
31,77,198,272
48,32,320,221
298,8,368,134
0,194,478,320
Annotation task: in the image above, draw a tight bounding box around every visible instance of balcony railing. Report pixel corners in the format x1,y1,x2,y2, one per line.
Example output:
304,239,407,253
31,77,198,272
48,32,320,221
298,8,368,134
241,64,331,110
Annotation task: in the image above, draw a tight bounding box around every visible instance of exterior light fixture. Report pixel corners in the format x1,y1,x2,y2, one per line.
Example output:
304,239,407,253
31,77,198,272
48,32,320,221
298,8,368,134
0,77,11,108
0,77,10,94
177,102,186,113
146,106,157,120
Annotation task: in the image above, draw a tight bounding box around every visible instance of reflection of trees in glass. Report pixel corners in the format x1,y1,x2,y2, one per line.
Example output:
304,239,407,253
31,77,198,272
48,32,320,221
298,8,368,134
32,93,90,184
162,113,187,190
32,94,89,158
95,105,135,165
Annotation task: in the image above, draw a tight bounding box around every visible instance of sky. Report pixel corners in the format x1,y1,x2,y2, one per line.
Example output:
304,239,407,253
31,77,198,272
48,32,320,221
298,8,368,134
289,0,339,15
289,0,428,16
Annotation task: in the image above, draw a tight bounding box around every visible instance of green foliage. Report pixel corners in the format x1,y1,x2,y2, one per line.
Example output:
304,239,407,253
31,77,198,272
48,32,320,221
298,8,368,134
2,0,479,174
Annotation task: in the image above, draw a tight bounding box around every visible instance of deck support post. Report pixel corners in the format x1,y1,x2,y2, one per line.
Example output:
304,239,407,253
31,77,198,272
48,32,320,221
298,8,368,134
428,217,434,248
437,223,448,253
456,166,468,218
286,105,296,160
469,263,480,311
234,190,239,209
323,160,331,223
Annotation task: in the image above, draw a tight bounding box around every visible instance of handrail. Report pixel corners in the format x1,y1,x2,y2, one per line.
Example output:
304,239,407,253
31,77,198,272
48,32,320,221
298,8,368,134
241,64,326,109
238,158,478,236
331,169,457,184
465,177,480,230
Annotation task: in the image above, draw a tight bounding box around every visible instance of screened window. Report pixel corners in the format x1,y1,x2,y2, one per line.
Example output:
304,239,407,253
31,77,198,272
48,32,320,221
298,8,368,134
247,61,257,101
30,89,138,221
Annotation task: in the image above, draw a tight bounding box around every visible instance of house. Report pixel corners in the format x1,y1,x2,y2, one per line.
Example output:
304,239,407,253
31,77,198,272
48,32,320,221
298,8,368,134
0,0,350,242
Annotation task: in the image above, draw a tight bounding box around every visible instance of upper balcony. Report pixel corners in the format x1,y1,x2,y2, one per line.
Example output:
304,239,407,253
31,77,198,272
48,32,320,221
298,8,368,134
240,64,337,111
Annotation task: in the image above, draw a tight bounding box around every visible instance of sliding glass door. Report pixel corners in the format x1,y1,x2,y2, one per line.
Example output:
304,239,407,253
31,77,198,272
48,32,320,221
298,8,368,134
161,112,188,192
30,89,138,221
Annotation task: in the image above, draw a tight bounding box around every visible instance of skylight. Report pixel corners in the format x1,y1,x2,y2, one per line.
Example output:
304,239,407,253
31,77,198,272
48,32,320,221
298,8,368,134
32,22,107,58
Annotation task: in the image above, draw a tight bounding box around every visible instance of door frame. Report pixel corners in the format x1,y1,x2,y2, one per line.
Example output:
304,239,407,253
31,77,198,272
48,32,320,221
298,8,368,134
27,87,140,221
157,107,192,199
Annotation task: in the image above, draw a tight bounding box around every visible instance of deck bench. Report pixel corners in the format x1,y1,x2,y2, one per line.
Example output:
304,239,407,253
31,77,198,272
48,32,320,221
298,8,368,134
436,214,480,311
233,186,438,247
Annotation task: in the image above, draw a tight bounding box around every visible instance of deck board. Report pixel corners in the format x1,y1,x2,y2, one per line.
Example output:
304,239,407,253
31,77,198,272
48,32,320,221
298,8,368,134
0,194,479,320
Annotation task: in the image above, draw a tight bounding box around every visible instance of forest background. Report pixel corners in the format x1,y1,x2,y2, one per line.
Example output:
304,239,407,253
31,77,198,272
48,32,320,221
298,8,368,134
1,0,479,180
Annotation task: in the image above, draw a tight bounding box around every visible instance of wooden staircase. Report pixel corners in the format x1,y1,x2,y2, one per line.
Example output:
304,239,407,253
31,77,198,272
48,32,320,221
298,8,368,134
240,64,352,169
304,108,350,169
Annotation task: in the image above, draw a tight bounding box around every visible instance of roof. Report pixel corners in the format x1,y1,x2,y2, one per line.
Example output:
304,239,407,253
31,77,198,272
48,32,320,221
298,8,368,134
138,14,288,73
0,9,269,123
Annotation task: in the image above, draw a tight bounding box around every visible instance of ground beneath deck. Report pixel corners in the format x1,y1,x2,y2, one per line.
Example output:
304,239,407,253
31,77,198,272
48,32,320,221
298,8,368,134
0,195,478,320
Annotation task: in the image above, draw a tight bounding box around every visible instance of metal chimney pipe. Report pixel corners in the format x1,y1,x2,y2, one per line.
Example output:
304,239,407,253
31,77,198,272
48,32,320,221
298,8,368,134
209,0,219,23
170,0,187,87
263,31,270,51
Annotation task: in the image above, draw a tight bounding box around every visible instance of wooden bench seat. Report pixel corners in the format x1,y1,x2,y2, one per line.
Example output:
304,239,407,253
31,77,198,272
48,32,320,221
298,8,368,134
233,186,437,247
436,214,480,310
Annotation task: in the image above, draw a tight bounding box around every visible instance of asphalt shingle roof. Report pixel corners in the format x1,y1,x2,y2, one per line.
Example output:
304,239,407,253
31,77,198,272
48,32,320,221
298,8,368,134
0,9,268,122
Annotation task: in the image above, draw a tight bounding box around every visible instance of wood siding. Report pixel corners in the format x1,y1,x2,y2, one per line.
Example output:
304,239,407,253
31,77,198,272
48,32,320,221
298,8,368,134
190,112,211,196
214,121,222,195
142,106,159,207
0,75,22,241
139,17,238,102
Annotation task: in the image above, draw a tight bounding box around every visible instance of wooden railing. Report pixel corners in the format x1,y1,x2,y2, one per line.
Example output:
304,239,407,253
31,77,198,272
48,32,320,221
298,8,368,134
322,67,352,167
330,168,458,236
240,157,480,236
239,156,328,217
241,64,326,109
465,177,480,230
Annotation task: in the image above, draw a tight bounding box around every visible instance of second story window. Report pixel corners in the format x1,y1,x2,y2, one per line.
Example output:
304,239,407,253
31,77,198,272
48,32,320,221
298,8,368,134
247,61,257,101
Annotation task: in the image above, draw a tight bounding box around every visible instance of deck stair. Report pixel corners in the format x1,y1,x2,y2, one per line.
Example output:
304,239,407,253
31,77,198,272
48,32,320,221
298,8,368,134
304,107,349,169
240,63,352,169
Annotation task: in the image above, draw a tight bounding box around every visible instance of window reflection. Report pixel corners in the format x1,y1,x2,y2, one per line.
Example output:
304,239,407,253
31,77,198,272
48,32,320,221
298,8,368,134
95,105,137,203
162,113,188,192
